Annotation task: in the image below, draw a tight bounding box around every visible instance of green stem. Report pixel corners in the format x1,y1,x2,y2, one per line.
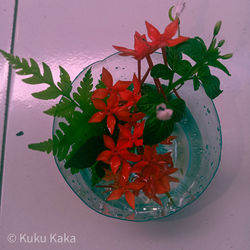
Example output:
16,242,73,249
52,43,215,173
166,192,176,207
168,64,200,93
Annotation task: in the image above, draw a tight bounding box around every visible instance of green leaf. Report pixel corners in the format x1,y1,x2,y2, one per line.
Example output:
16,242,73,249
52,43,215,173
28,139,53,154
43,97,76,119
70,168,80,174
167,98,186,122
91,162,107,186
151,64,173,80
165,46,182,69
72,68,94,115
31,85,61,100
57,66,72,96
0,50,63,100
96,79,106,89
42,62,54,84
193,76,200,91
65,136,104,170
207,59,231,76
176,37,206,63
143,118,174,145
137,87,165,116
198,65,211,80
173,60,192,76
207,47,220,61
201,75,223,99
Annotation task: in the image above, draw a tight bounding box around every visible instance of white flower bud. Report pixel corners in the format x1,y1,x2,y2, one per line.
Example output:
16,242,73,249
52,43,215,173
173,0,186,18
156,103,173,121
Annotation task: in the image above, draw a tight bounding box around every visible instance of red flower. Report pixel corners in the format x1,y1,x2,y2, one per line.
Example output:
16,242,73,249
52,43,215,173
88,94,130,134
119,74,142,107
160,135,177,145
118,120,145,148
97,135,141,174
113,32,152,60
92,67,131,99
120,112,146,128
107,180,145,209
141,168,179,205
145,19,189,50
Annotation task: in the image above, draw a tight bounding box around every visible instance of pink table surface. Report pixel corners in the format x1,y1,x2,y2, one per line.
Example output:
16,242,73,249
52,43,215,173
0,0,250,249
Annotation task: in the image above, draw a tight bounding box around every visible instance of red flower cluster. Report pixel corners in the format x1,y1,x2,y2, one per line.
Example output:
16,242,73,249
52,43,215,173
113,18,189,60
88,68,179,209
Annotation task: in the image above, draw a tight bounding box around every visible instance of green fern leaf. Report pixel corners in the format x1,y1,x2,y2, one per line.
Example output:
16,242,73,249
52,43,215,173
31,85,61,100
57,66,72,96
28,139,53,153
72,68,94,114
0,50,62,100
44,97,76,119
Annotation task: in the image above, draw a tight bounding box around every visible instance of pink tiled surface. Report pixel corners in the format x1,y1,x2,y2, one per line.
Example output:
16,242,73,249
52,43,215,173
0,0,250,249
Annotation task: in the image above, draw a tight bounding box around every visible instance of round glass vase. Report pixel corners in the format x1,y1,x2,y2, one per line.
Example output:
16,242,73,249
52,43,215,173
53,52,222,221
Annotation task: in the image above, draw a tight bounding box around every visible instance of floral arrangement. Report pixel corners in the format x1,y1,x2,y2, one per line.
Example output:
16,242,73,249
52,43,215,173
0,3,232,210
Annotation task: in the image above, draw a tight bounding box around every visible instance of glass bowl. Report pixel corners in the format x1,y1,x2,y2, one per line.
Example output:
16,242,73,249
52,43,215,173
53,52,222,221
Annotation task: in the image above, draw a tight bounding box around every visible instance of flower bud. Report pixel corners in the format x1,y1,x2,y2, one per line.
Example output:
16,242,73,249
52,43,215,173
213,21,222,36
220,53,233,59
218,40,225,47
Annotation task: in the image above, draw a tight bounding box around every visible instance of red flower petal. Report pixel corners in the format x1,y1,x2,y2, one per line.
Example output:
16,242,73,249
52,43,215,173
118,124,131,138
116,110,131,121
113,80,131,91
107,114,116,135
163,18,179,40
155,180,169,194
107,94,118,107
125,191,135,209
121,161,131,183
127,181,145,190
92,99,106,110
131,112,146,122
145,21,161,41
112,45,136,57
103,135,115,149
134,32,151,60
88,112,106,123
122,151,141,162
134,139,143,147
134,120,145,137
160,136,177,145
96,150,112,162
166,36,189,47
119,89,133,101
92,88,109,99
152,195,163,206
107,189,124,201
132,74,141,94
102,67,113,88
131,161,148,173
110,155,121,174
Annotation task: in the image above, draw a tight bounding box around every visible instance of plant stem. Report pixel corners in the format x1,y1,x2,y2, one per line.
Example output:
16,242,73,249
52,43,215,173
141,67,151,84
137,59,141,84
166,192,176,207
161,47,168,66
161,47,180,99
168,63,200,93
146,54,168,101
